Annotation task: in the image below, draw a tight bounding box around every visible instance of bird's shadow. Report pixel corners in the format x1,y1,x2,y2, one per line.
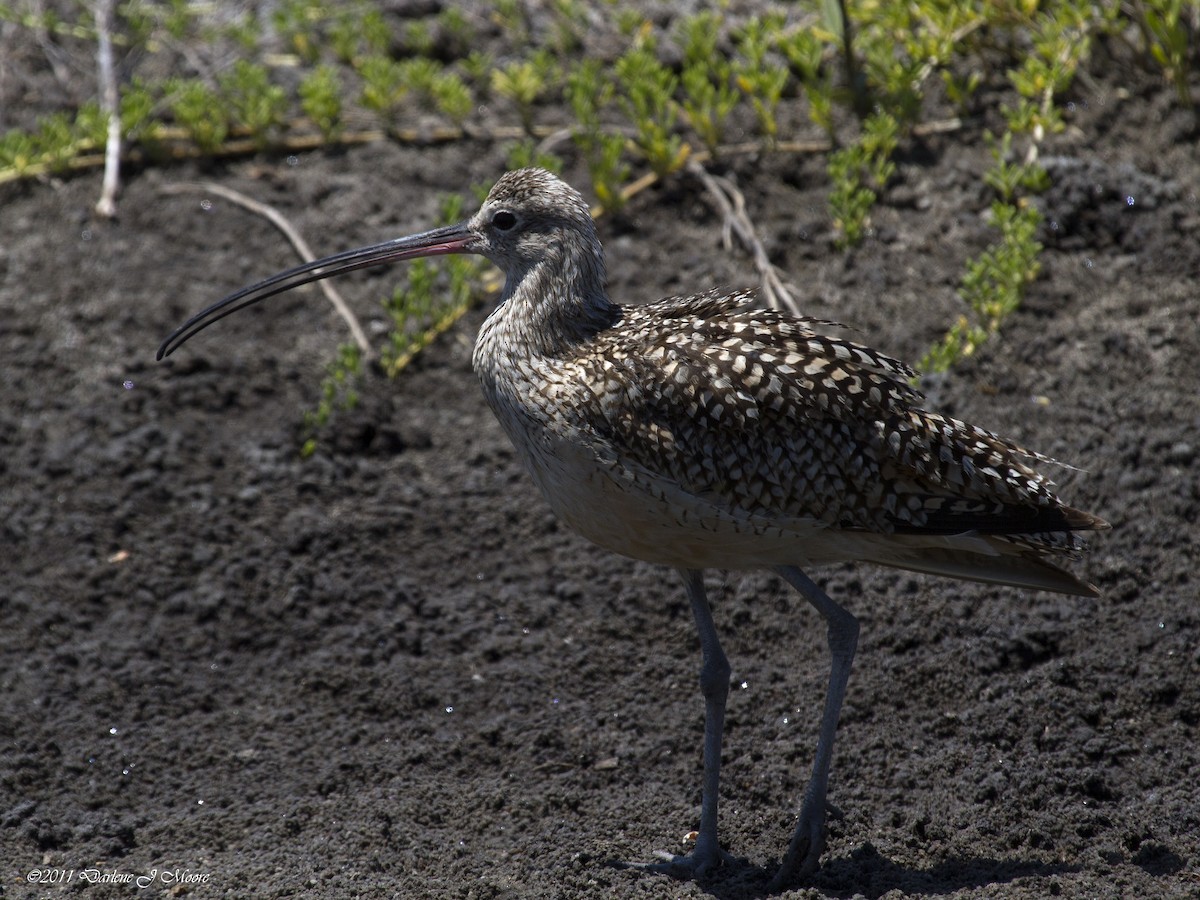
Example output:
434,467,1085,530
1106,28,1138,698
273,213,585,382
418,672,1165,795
606,845,1080,899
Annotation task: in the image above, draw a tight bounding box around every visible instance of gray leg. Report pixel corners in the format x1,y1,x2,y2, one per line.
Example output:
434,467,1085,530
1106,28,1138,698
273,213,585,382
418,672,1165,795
681,567,731,871
641,568,732,875
770,565,859,888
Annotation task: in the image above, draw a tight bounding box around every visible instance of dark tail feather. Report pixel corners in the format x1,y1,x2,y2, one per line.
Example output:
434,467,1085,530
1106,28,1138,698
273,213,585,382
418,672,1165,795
872,542,1101,597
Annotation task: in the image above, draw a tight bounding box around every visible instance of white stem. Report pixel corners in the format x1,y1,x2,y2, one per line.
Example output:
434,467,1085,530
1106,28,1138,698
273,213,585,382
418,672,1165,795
94,0,121,218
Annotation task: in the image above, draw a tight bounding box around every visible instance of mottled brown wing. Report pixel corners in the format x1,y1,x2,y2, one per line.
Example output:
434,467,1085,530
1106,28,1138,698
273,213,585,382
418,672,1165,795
589,291,1103,552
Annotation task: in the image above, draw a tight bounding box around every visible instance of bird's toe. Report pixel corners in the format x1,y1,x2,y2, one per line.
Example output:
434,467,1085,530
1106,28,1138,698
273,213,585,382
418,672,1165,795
627,843,735,879
769,814,826,890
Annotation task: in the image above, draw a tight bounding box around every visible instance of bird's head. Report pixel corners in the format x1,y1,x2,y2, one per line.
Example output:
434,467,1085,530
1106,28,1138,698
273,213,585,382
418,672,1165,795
467,167,598,273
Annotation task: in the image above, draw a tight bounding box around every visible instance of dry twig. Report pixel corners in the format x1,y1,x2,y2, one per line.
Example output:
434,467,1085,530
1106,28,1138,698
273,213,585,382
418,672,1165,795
685,159,799,314
30,0,75,90
161,181,373,360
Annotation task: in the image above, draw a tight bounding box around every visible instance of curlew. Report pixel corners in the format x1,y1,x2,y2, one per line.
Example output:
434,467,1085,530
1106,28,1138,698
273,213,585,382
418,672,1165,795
158,168,1107,887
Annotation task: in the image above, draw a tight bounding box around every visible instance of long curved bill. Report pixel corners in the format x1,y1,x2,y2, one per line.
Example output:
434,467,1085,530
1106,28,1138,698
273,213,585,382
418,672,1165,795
156,222,473,360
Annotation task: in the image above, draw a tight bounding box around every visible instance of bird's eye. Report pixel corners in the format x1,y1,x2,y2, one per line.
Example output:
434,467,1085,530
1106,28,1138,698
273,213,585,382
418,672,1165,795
491,210,517,231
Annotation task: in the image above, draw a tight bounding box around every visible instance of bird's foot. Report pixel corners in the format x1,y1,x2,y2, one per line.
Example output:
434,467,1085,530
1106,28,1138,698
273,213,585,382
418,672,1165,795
625,842,736,879
768,805,827,891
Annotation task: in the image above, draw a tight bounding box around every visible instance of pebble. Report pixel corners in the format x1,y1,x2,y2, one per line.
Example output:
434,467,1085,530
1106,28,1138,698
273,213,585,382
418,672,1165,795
1164,442,1193,466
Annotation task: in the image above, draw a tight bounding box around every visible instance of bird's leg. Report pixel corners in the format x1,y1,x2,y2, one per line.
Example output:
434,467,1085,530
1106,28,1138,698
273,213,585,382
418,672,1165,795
639,568,733,876
683,567,732,871
769,565,859,889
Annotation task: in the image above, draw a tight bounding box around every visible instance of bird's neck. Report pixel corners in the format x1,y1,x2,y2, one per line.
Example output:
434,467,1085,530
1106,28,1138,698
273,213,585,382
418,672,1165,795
475,239,619,367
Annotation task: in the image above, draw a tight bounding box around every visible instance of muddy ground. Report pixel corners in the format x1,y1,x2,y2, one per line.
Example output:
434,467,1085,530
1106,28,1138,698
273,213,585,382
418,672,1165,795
2,18,1199,900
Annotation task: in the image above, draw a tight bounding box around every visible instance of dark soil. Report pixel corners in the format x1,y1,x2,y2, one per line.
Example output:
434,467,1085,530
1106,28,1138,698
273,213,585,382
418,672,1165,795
3,32,1199,900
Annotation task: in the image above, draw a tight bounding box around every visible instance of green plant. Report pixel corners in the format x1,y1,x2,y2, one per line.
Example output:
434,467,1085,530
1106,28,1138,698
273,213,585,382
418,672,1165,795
432,72,473,125
733,15,790,143
359,55,407,123
565,59,629,214
299,65,343,140
614,46,688,176
382,258,436,374
0,129,38,175
941,68,982,111
982,131,1049,201
437,7,474,53
167,78,229,154
225,14,261,52
548,0,586,56
1138,0,1194,107
120,78,157,141
778,23,836,135
1004,0,1104,151
677,13,738,152
301,342,363,458
325,5,390,63
849,3,937,124
272,0,325,63
360,7,392,56
827,111,897,247
73,101,109,149
160,0,193,41
843,0,997,125
918,0,1099,372
492,0,529,43
964,202,1044,329
614,8,645,37
491,56,549,134
403,19,435,56
39,112,79,172
379,194,484,377
919,201,1043,373
680,65,739,153
328,12,360,64
778,20,824,85
220,60,287,148
400,58,444,107
461,51,493,86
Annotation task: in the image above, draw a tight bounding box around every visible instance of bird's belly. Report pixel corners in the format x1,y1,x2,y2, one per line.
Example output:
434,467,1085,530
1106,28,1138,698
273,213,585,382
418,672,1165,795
513,431,849,570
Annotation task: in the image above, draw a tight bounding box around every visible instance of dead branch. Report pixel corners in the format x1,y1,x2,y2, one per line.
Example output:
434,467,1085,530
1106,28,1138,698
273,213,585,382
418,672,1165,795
685,159,799,314
31,0,75,90
161,181,373,360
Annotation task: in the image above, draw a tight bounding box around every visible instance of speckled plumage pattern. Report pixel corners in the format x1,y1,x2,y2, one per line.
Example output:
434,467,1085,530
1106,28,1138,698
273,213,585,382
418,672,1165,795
472,169,1105,592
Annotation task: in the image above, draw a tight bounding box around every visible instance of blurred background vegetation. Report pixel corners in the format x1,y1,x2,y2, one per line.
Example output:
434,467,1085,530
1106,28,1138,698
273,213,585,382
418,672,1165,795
2,0,1194,448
